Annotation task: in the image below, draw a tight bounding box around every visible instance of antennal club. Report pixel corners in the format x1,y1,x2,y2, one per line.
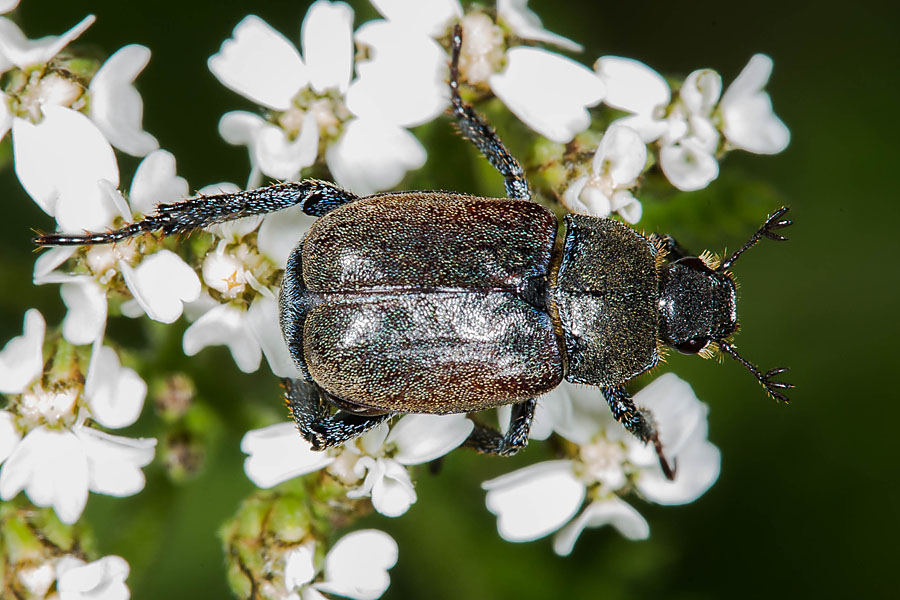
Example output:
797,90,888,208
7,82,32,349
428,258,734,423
718,341,794,402
719,206,792,272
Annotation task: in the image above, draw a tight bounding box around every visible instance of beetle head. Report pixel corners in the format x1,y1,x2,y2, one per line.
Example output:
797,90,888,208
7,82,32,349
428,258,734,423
657,207,795,401
658,255,736,357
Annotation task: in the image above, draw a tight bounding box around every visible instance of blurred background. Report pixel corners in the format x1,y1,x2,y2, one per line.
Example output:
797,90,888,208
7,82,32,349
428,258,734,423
1,1,896,598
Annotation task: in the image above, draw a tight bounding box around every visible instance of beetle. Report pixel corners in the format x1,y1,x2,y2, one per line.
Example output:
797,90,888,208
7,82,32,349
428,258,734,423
35,25,792,479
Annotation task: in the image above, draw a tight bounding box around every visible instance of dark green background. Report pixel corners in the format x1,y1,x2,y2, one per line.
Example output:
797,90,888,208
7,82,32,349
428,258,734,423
1,1,896,599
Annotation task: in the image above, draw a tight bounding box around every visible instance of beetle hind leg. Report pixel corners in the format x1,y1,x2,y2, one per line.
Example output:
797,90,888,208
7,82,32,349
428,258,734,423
464,398,538,457
602,385,676,480
282,378,392,451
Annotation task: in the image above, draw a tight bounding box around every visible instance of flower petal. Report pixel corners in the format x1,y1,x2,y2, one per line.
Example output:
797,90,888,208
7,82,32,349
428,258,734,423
348,21,447,128
490,47,604,143
369,0,461,37
89,44,159,157
33,246,76,284
57,555,130,600
595,56,670,125
60,278,107,346
553,497,649,555
316,529,398,600
720,54,790,154
0,410,21,464
497,0,583,52
0,309,45,394
302,0,355,94
183,303,261,372
594,124,647,186
284,544,317,591
84,344,147,429
247,295,302,378
0,427,89,524
241,422,333,488
257,204,316,268
636,434,721,505
483,460,585,541
208,15,307,111
128,149,188,217
120,250,201,323
659,139,719,192
0,14,95,69
13,106,120,231
326,118,426,195
680,68,722,117
254,111,319,180
75,426,155,497
370,459,416,517
387,414,473,465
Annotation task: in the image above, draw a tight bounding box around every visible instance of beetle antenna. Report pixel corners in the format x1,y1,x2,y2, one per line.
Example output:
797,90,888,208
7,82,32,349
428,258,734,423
718,341,794,402
718,206,792,272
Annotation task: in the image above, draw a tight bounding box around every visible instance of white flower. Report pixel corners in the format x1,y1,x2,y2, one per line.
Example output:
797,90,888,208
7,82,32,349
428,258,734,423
562,124,646,223
0,1,20,16
180,186,301,378
283,530,398,600
34,149,201,342
482,374,720,554
0,310,155,524
719,54,790,154
210,1,440,194
241,413,473,517
55,555,131,600
372,0,603,143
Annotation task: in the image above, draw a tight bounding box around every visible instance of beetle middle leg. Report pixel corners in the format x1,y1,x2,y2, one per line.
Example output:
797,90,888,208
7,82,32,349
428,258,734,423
35,180,359,246
449,24,531,202
602,385,676,480
464,398,538,457
283,378,393,451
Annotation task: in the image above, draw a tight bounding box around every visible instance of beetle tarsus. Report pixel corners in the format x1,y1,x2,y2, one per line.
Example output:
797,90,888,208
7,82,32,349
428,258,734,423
651,433,677,481
282,378,392,450
464,398,537,456
718,342,794,403
719,206,792,271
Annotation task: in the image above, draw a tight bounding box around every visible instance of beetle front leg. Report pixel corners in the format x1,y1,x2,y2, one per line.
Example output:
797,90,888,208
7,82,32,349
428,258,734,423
282,378,392,451
464,398,537,457
602,385,676,480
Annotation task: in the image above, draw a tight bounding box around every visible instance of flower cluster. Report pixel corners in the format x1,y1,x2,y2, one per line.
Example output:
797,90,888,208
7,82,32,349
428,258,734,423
0,310,155,525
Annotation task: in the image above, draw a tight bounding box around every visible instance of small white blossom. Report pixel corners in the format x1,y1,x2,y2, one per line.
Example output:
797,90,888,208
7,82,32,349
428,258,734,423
210,1,439,194
719,54,790,154
283,530,398,600
372,0,603,144
595,53,788,192
0,310,155,524
241,413,472,517
483,374,720,554
34,149,201,342
562,124,646,223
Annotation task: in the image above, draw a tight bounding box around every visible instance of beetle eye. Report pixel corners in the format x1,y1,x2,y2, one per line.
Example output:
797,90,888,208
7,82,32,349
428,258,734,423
675,338,710,354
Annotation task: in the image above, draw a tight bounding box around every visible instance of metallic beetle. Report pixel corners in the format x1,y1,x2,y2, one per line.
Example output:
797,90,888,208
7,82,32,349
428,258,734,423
36,26,792,478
